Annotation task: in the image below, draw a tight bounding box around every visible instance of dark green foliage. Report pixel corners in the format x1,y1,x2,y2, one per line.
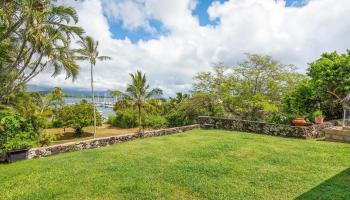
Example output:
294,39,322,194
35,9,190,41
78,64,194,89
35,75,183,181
144,114,168,129
166,92,225,127
0,110,41,152
306,51,350,119
282,79,319,117
282,51,350,120
308,50,350,102
113,109,138,128
53,101,102,136
165,111,187,127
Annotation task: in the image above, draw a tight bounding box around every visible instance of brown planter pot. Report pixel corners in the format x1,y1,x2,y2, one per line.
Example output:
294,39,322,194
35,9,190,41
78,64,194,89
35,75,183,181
314,116,324,124
292,118,307,126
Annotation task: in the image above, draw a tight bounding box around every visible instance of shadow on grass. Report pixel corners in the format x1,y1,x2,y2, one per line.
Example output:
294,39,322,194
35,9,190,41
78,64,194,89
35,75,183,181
56,131,93,140
295,168,350,200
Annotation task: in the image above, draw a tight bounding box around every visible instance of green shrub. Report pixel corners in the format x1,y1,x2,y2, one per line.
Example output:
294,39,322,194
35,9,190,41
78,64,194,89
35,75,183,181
265,113,293,125
37,132,62,147
0,111,41,152
107,115,117,126
144,114,168,129
53,101,102,136
166,110,191,127
114,109,138,128
282,79,319,117
166,92,225,127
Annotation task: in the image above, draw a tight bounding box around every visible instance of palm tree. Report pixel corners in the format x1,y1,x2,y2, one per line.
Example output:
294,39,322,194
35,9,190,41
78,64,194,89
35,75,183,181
75,36,111,138
0,0,85,101
113,71,162,134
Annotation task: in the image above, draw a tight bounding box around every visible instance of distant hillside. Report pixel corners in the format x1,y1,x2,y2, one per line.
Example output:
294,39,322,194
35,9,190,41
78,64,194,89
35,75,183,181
27,84,113,97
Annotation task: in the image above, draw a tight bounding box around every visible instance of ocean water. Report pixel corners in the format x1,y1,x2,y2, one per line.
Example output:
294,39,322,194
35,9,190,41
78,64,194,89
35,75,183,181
64,97,115,120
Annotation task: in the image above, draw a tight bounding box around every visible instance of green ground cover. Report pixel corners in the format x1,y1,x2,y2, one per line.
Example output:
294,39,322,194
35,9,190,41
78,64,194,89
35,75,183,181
1,129,350,200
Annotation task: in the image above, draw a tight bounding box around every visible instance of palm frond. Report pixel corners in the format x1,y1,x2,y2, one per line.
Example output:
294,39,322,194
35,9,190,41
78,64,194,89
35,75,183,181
97,56,111,61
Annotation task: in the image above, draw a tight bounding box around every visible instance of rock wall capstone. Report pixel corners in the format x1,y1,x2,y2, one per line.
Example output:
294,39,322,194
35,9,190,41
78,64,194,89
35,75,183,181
198,116,333,138
28,124,199,159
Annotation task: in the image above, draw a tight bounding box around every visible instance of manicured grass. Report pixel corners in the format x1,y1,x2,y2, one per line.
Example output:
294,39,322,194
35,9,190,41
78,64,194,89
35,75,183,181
1,129,350,200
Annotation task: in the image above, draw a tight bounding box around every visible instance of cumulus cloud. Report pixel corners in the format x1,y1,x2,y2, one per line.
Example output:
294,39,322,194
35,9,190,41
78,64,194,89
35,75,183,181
103,0,154,32
30,0,350,96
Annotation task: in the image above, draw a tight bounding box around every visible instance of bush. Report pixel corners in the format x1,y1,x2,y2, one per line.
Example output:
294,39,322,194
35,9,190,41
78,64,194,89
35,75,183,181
282,80,319,117
0,111,41,152
166,110,192,127
166,92,225,127
114,109,138,128
144,114,168,129
265,113,293,125
107,115,117,126
37,132,62,147
53,101,102,136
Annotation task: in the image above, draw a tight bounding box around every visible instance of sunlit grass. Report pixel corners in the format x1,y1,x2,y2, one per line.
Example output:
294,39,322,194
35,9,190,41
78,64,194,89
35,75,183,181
44,124,138,145
1,129,350,200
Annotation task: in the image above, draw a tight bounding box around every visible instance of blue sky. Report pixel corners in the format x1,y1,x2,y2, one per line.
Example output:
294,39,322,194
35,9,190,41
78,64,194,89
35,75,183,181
106,0,309,43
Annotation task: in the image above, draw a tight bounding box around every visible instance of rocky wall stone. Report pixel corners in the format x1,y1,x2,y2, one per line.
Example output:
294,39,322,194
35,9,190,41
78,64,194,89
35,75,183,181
325,127,350,143
28,124,199,159
198,116,333,139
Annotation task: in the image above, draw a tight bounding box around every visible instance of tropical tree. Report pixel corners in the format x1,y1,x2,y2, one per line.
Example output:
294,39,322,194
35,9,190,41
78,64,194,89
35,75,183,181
113,71,163,133
166,92,225,127
75,36,111,138
308,51,350,102
53,101,102,136
193,54,304,121
170,92,189,104
0,0,85,102
283,50,350,120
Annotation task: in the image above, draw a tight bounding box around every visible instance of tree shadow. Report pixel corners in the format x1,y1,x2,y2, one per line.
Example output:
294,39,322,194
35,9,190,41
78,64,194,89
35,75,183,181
295,168,350,200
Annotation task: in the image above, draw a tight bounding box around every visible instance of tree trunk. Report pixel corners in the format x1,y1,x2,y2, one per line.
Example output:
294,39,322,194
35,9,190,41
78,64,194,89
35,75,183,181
138,104,143,135
91,63,97,139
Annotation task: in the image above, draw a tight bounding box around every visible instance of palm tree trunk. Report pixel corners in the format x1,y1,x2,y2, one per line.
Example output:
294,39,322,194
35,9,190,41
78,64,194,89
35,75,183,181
138,104,143,135
91,63,97,139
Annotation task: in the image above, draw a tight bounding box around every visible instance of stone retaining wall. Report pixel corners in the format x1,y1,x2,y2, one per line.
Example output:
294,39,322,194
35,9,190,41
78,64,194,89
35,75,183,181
28,124,199,159
325,127,350,143
198,116,333,138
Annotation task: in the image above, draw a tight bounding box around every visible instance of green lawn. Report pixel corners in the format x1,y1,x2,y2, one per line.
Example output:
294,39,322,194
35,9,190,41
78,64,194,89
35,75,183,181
1,129,350,200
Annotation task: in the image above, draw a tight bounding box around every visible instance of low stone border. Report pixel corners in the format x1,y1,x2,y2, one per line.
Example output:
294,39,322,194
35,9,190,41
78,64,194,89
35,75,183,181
325,127,350,143
198,116,333,139
28,124,199,159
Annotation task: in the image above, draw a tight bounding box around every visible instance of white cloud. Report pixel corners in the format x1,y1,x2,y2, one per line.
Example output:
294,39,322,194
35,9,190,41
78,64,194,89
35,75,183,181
31,0,350,96
102,0,154,32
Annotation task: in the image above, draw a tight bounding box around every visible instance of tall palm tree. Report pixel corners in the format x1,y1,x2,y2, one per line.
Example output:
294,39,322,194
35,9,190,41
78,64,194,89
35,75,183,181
0,0,85,102
76,36,111,138
113,71,162,134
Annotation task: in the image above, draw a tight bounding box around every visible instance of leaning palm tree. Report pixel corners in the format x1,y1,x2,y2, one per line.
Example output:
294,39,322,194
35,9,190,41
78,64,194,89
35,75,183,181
0,0,85,102
75,36,111,138
113,71,163,134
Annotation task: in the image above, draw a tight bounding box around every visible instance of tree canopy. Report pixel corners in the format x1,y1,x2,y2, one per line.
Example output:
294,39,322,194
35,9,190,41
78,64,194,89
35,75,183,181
53,101,102,135
0,0,84,102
